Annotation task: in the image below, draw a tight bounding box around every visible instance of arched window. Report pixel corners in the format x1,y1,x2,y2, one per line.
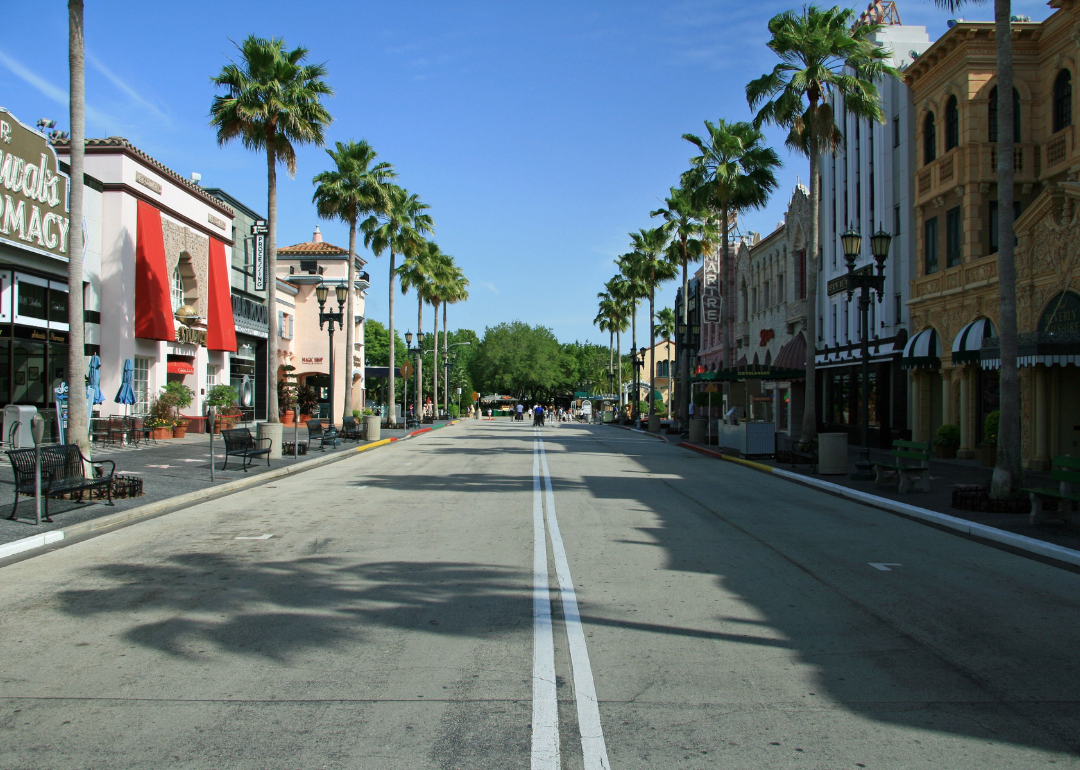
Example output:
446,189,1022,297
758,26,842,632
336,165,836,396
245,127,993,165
924,112,936,164
988,87,1021,142
945,96,959,150
1054,70,1072,133
171,268,184,311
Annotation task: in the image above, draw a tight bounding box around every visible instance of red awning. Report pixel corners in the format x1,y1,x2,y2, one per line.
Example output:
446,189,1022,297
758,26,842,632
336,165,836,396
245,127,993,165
135,201,174,341
167,361,195,375
206,238,237,352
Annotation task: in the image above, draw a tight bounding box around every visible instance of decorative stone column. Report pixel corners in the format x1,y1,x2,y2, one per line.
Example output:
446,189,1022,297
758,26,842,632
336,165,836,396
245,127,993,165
957,367,975,459
1032,364,1050,471
941,367,953,428
910,370,922,442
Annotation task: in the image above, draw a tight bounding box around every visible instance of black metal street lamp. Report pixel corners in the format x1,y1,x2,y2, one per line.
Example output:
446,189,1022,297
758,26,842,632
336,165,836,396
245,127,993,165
840,224,891,480
630,345,647,423
315,282,349,443
405,330,424,421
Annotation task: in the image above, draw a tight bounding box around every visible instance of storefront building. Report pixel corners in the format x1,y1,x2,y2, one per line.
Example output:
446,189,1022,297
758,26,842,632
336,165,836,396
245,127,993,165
0,110,103,439
204,188,269,421
54,137,236,420
276,227,368,423
904,3,1080,466
814,14,930,445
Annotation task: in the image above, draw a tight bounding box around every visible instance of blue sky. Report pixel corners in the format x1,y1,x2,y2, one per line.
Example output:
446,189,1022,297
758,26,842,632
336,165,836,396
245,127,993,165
1,0,1053,347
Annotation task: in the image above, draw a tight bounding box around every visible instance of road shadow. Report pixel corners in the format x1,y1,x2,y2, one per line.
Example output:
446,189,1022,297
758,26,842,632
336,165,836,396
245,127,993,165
56,555,528,662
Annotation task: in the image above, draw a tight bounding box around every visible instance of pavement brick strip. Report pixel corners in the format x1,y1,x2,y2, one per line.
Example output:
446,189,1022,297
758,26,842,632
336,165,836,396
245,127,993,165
0,420,460,563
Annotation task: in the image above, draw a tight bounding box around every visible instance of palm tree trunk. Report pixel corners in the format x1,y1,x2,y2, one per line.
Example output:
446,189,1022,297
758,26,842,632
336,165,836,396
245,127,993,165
679,260,689,428
432,299,439,418
648,286,656,421
991,0,1023,497
266,131,280,423
443,303,449,415
630,305,638,420
416,297,423,418
387,248,396,426
616,327,623,414
67,0,88,452
344,220,356,422
800,118,820,445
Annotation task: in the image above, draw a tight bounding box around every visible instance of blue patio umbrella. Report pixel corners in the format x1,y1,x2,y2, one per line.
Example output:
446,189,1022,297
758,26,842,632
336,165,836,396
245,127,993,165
87,354,104,405
115,358,136,407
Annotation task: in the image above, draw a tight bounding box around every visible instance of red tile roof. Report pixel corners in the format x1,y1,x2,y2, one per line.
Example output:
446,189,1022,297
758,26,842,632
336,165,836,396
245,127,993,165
277,241,349,256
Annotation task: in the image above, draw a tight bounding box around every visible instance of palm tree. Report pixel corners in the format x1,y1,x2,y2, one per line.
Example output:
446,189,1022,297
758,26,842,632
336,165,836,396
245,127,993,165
603,276,631,412
312,140,395,422
656,306,676,414
211,35,333,424
682,120,780,377
425,247,455,416
629,228,678,425
67,0,88,452
361,186,434,425
441,263,469,414
928,0,1019,494
396,239,437,417
651,185,714,428
747,7,895,446
615,252,649,420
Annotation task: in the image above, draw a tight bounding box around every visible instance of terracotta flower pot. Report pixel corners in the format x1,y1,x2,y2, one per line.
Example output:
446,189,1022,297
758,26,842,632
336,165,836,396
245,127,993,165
153,426,171,440
299,414,312,425
173,425,187,439
282,410,295,427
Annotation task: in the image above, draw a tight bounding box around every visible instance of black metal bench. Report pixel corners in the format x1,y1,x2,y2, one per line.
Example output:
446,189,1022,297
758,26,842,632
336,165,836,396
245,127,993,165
1022,455,1080,525
873,440,931,493
7,445,115,522
221,428,272,471
306,419,340,451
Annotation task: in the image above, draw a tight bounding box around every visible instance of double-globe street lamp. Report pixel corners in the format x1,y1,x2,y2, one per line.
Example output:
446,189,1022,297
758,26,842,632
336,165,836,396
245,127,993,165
441,341,471,417
630,345,646,423
404,330,424,422
315,282,349,443
834,224,892,480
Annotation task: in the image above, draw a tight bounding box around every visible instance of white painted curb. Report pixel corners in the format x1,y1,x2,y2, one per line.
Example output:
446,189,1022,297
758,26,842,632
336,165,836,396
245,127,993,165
0,530,64,560
772,468,1080,568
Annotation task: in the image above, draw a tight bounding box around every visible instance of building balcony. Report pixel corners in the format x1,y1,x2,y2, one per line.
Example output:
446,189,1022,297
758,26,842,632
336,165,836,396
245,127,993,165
785,299,807,327
910,252,998,303
916,143,1038,205
1040,126,1074,179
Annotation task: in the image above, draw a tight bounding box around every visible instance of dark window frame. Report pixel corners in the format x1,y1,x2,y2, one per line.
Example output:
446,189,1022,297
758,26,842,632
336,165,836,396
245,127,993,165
945,95,959,151
1054,69,1072,133
946,206,962,268
924,216,939,275
924,112,937,165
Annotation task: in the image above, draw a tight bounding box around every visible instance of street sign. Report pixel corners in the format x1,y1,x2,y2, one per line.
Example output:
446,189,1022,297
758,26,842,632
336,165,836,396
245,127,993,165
471,391,480,401
400,362,414,379
827,264,874,297
253,232,266,291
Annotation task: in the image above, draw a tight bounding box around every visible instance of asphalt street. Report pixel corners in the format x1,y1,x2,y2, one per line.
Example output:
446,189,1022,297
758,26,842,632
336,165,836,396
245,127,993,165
2,419,1080,768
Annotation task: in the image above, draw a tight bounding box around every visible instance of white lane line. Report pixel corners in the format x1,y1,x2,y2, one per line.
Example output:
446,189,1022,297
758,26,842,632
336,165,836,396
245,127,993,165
538,435,612,770
235,534,273,540
532,429,560,769
869,562,902,571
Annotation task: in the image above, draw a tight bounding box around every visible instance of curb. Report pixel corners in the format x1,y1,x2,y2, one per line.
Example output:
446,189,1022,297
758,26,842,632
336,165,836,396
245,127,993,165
673,439,1080,570
613,424,670,443
0,420,460,564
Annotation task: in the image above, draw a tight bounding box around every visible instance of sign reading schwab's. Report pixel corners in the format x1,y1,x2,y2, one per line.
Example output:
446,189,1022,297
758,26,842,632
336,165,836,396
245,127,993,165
0,110,71,261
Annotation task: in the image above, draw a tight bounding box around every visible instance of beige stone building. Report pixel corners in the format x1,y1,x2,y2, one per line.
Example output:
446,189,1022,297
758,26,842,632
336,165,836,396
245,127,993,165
904,1,1080,467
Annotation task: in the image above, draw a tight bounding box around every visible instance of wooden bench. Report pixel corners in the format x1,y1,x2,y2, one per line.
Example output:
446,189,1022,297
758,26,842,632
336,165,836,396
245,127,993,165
7,445,115,522
220,428,272,471
873,440,931,493
1021,455,1080,525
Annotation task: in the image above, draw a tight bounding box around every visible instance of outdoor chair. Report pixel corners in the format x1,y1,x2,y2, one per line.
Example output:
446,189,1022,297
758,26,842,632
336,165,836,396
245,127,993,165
107,416,131,446
220,428,272,471
306,419,338,451
130,416,154,446
340,416,362,442
7,445,115,522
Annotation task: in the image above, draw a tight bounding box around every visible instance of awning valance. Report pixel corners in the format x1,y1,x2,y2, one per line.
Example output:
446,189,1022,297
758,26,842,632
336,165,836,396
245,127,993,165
901,328,940,369
981,332,1080,369
773,333,807,370
951,318,995,364
167,361,194,375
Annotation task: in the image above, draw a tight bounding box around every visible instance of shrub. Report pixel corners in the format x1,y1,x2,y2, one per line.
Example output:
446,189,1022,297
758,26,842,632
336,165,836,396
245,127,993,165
207,384,239,409
936,423,961,447
983,410,1000,444
296,384,319,415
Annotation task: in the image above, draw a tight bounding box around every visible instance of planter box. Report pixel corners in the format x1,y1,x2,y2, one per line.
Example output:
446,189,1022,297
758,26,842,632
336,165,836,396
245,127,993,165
173,425,188,439
152,426,172,440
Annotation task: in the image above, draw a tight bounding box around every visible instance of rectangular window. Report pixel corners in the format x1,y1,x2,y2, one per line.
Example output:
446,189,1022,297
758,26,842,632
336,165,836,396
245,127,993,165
946,206,962,268
843,302,850,344
15,274,48,327
796,250,806,299
894,205,901,236
777,273,785,306
764,280,770,308
893,116,900,148
134,357,150,415
831,304,837,344
894,294,902,326
300,260,318,274
752,287,758,314
989,200,1022,253
924,217,939,274
206,364,218,391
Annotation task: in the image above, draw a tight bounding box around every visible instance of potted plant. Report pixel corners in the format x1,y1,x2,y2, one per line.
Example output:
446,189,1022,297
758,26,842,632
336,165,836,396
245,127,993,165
935,423,961,458
147,395,176,439
296,384,319,424
163,381,194,438
278,365,299,426
978,410,1000,467
206,384,239,433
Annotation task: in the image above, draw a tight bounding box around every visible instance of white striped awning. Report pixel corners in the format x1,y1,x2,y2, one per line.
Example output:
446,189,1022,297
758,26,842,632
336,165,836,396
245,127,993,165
901,328,941,369
951,318,995,364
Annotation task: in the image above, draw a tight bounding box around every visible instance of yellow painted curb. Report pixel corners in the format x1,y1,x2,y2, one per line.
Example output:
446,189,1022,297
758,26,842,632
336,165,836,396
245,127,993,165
356,438,394,452
723,455,775,473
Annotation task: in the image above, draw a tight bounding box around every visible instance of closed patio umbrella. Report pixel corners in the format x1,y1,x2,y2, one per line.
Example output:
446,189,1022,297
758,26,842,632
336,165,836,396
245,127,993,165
115,359,136,413
88,354,104,405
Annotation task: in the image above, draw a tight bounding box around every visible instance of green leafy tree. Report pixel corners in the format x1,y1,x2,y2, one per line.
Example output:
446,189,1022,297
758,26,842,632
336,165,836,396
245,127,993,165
361,185,434,424
628,227,677,421
747,6,896,444
603,276,632,408
436,259,469,414
470,322,565,402
397,238,440,415
364,319,407,405
312,140,395,419
211,35,333,423
656,306,676,412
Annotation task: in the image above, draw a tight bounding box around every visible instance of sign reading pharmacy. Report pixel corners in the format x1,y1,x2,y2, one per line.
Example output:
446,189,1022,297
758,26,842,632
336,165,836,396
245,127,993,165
0,109,71,262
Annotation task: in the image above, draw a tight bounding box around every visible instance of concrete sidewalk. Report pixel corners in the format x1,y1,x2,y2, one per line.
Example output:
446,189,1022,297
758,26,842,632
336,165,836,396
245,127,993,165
0,421,447,547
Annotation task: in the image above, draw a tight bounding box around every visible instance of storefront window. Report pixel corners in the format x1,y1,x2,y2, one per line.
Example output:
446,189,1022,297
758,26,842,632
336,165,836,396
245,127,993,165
49,342,67,397
0,340,10,407
49,290,68,325
17,282,47,322
13,340,46,404
134,357,150,414
172,268,184,311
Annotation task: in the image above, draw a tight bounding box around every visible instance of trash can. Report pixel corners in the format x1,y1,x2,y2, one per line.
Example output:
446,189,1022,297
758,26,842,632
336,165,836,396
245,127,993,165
817,432,848,475
688,418,706,444
364,414,381,441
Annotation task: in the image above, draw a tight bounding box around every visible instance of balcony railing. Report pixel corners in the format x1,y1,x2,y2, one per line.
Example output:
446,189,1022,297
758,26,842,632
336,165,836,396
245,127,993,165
910,253,997,301
1043,126,1073,173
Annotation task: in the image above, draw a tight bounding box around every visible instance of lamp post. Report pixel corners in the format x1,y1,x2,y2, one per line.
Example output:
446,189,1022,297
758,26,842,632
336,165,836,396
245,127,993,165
316,282,349,443
441,341,471,417
630,346,646,424
405,330,423,422
836,224,891,480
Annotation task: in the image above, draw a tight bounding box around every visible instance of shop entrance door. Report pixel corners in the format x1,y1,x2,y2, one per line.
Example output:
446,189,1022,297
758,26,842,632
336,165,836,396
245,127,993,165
308,374,331,418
